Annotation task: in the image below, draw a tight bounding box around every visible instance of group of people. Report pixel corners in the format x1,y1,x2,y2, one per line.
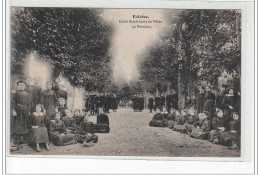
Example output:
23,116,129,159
149,85,241,150
147,90,178,113
10,77,110,152
131,95,145,112
85,93,119,115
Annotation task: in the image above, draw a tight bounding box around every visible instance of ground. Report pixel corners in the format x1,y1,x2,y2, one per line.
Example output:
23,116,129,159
11,108,240,157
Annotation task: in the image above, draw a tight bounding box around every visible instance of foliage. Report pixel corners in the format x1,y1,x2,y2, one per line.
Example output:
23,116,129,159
11,7,113,91
140,9,241,95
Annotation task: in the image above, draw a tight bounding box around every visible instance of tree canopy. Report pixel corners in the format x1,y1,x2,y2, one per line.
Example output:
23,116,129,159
140,9,241,95
11,7,113,91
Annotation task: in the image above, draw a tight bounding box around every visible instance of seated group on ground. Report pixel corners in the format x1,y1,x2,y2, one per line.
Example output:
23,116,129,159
11,80,110,152
149,106,240,150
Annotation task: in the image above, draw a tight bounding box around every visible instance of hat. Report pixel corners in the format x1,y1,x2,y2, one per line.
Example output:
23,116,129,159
46,80,55,87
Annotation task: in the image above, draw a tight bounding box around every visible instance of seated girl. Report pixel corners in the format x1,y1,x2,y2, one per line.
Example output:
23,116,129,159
28,104,49,152
209,109,225,143
219,112,240,149
61,109,76,129
75,115,98,145
161,106,169,119
49,112,77,146
73,109,84,126
173,109,187,132
56,98,68,118
149,107,167,127
184,109,198,134
95,107,110,133
167,108,176,129
190,111,212,139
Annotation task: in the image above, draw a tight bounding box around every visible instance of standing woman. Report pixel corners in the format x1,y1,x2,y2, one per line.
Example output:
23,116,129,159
12,80,30,145
28,104,49,152
222,88,236,128
203,86,216,120
196,86,205,114
41,81,57,119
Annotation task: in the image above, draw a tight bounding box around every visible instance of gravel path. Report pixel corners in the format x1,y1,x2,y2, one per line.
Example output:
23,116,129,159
11,108,240,157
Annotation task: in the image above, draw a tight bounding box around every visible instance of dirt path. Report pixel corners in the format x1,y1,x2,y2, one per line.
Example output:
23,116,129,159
12,108,240,157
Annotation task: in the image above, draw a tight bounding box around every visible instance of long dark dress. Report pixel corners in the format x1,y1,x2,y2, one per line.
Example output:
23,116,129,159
28,113,49,145
132,97,138,111
148,98,154,111
41,90,57,118
220,120,240,147
166,95,174,110
216,92,225,110
203,92,215,119
111,97,118,110
154,96,161,109
12,90,30,135
33,85,42,104
49,120,76,146
208,117,225,141
138,97,144,111
196,93,205,113
26,85,36,113
222,95,236,126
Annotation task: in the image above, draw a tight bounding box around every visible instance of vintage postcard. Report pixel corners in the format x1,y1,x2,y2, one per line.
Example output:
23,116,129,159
8,6,243,158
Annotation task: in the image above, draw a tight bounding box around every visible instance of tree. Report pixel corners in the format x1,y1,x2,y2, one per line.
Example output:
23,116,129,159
140,9,241,109
11,7,113,91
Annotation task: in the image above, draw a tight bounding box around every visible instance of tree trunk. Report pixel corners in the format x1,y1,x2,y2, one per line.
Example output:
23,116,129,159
178,69,185,110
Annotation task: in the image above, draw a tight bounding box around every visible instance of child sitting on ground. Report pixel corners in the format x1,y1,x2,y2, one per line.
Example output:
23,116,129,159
49,112,77,146
167,108,176,129
184,109,198,134
173,109,187,132
73,109,84,127
190,111,211,139
209,109,225,143
219,112,240,149
149,107,167,127
61,109,76,130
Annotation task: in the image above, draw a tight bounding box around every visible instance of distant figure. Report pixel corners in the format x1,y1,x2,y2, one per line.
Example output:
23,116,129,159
148,96,154,113
56,84,68,100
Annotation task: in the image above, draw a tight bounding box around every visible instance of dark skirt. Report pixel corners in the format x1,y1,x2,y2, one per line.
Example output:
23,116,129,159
220,131,240,146
149,119,167,127
208,129,222,141
173,124,186,131
167,120,175,129
28,127,49,145
203,100,215,119
190,128,209,139
50,132,76,146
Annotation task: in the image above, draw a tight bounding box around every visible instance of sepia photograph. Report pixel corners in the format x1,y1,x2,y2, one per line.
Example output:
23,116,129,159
9,7,242,157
